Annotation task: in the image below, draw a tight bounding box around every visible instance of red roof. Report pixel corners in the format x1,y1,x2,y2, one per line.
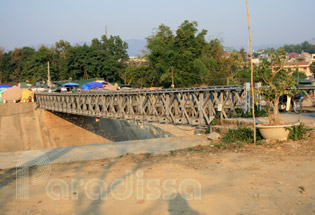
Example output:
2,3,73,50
288,52,299,58
222,53,231,57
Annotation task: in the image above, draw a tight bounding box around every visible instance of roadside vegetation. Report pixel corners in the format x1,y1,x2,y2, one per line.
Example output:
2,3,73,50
209,122,310,149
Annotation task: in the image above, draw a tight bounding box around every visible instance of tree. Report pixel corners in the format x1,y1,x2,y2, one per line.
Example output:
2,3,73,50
292,71,307,79
9,47,36,82
147,20,230,87
51,40,71,80
64,35,129,82
310,62,315,78
224,52,244,84
64,44,91,80
256,50,296,124
125,65,150,88
21,46,52,84
54,40,71,59
146,24,175,87
101,35,129,82
282,41,315,54
0,47,4,84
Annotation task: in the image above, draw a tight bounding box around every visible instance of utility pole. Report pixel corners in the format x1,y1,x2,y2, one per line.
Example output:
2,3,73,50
105,26,108,37
171,66,175,88
47,61,51,88
246,0,257,143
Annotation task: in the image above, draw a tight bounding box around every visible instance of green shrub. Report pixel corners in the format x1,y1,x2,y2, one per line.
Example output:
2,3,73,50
229,105,268,118
222,127,262,144
210,118,221,125
286,123,307,141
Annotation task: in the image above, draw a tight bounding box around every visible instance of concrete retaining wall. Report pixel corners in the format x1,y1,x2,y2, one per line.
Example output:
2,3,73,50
0,103,173,152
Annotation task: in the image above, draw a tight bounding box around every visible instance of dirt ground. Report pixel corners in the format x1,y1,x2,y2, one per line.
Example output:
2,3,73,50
0,131,314,215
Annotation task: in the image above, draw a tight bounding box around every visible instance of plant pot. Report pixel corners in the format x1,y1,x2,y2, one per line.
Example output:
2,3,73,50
256,123,299,141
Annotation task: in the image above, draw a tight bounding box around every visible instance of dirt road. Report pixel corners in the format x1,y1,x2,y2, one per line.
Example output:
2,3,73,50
0,135,314,215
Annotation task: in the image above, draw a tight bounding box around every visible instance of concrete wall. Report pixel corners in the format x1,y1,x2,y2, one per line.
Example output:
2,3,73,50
0,103,110,152
0,103,173,152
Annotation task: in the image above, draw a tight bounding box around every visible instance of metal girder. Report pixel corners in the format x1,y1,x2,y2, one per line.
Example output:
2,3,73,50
35,86,244,125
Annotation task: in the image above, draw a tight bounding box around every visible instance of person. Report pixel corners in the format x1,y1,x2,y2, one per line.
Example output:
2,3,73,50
27,96,32,103
61,86,67,93
72,87,78,93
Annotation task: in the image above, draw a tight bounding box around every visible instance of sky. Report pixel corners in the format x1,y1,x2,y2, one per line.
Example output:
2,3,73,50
1,0,315,51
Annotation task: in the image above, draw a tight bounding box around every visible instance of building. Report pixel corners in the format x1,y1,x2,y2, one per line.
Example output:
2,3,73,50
282,54,315,78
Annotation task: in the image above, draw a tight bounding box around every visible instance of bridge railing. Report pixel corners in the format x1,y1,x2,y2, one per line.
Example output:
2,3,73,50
298,85,315,106
35,85,245,126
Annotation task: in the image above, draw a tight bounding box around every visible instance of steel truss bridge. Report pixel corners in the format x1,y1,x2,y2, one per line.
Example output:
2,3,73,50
35,85,247,126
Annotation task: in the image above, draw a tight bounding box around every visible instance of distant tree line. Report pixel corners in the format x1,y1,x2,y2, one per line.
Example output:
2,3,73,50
0,36,128,85
0,20,256,87
281,41,315,54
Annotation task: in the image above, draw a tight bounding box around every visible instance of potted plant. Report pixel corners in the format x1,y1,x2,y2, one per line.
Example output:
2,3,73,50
255,49,299,140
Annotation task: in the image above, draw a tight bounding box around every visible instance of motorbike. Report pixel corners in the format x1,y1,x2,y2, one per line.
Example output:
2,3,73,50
279,93,303,114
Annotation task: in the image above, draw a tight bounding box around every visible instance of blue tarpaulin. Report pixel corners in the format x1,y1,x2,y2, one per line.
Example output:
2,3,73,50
60,82,80,88
0,85,12,88
81,82,104,90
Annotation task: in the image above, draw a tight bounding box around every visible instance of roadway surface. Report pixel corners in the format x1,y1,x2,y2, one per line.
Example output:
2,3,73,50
0,136,208,169
236,111,315,127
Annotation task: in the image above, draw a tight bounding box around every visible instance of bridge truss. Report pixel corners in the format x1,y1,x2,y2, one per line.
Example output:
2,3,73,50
36,86,245,126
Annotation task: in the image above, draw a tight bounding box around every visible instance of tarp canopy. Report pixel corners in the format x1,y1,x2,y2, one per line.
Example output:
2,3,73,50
55,78,105,88
20,89,35,103
0,88,7,103
0,85,12,88
81,84,91,90
103,82,114,90
60,82,80,88
2,86,22,101
81,82,104,90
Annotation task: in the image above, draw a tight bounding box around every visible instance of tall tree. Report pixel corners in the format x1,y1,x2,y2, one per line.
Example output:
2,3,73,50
9,47,36,82
0,47,4,84
64,35,129,82
51,40,71,80
21,46,52,84
146,20,219,87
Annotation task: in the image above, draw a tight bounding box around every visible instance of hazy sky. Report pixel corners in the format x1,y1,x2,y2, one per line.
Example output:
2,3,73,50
1,0,314,51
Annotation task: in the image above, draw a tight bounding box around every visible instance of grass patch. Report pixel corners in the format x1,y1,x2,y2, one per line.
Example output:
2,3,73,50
214,144,224,148
256,140,266,145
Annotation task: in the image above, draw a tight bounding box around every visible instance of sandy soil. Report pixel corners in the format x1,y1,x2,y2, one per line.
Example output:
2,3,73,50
0,132,314,215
